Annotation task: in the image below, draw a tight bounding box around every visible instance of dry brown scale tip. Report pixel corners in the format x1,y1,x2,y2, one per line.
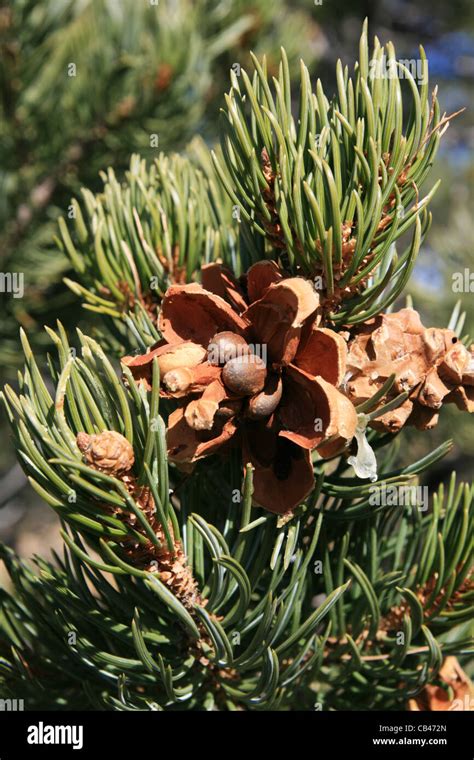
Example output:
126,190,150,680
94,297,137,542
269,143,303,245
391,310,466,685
156,243,188,286
98,280,158,320
260,148,289,251
154,63,174,93
368,568,473,640
417,568,473,620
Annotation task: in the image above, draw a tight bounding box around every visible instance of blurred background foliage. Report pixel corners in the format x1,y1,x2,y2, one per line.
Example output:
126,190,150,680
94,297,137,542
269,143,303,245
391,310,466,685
0,0,473,567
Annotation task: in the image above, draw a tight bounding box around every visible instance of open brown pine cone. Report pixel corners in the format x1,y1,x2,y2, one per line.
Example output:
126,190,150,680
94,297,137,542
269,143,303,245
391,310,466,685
345,308,474,432
123,262,357,513
122,268,474,514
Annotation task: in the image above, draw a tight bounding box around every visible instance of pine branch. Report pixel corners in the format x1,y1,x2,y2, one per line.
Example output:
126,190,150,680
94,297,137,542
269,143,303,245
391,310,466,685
58,152,236,331
0,0,318,373
1,324,472,709
0,325,351,709
1,20,472,713
212,20,461,323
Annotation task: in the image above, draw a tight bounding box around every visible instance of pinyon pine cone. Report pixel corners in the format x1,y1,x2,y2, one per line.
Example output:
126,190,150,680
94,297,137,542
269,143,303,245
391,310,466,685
345,308,474,432
122,262,358,514
76,430,135,475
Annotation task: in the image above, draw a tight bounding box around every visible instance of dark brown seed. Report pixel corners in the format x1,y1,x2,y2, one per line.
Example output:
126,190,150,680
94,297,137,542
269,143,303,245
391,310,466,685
207,331,250,366
247,374,283,419
222,354,267,396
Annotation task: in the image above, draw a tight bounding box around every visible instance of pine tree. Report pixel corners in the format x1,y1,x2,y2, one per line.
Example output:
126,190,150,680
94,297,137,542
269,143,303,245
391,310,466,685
0,21,472,711
0,0,317,378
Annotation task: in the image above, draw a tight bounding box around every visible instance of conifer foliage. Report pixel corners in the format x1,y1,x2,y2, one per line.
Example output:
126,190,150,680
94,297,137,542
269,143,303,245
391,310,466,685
0,21,472,711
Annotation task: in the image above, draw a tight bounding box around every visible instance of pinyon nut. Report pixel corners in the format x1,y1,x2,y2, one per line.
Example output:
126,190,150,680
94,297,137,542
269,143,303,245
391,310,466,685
207,331,250,366
222,354,267,396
